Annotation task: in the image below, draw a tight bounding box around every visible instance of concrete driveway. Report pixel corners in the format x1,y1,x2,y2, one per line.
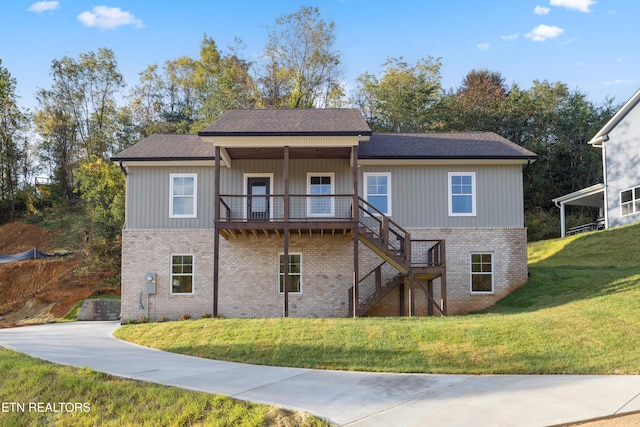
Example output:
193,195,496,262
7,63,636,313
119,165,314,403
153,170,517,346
1,321,639,426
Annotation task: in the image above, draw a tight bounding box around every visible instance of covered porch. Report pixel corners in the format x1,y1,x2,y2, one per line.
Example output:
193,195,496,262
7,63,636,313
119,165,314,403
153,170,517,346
552,183,605,237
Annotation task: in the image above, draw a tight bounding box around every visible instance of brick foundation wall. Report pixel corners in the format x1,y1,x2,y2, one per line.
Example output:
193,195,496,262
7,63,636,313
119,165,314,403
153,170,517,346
121,227,528,320
121,229,215,321
364,227,528,316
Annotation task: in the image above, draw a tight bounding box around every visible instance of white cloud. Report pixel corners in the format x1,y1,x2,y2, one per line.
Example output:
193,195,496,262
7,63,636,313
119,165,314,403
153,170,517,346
28,1,59,13
550,0,596,13
476,43,490,51
604,79,633,86
525,24,564,42
78,6,144,30
502,33,519,41
534,5,551,15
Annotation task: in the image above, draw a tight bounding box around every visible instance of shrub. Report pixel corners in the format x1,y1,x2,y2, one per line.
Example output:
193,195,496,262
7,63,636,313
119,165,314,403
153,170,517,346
201,313,212,319
179,314,191,321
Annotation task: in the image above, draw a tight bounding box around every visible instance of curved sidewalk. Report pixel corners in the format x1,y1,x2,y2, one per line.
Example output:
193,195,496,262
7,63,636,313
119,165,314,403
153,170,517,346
1,322,639,426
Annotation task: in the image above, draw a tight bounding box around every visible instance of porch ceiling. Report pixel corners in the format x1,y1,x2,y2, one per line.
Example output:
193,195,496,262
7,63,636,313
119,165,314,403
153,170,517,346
225,146,352,160
553,183,605,207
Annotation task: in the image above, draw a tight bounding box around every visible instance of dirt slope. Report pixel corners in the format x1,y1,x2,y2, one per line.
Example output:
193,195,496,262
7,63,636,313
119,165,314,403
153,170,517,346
0,222,116,327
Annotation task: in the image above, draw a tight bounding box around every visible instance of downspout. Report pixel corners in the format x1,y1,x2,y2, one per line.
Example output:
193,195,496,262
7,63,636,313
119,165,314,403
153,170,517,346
590,135,609,230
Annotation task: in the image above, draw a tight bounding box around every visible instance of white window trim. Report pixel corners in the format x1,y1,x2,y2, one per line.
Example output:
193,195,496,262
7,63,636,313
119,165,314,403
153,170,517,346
363,172,392,216
169,173,197,219
470,252,494,294
448,172,476,217
620,185,640,216
170,254,194,295
307,172,335,217
278,252,302,294
243,173,274,220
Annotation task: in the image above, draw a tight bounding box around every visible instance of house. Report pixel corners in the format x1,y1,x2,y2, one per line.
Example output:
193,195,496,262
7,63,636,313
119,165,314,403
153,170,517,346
553,88,640,237
111,108,536,320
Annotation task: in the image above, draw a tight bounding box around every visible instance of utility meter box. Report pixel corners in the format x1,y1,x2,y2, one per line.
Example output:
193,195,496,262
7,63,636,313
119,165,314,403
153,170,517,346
145,272,157,295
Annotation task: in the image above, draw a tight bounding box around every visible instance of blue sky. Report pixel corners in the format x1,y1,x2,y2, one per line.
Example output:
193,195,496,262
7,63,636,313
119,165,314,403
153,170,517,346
2,0,638,111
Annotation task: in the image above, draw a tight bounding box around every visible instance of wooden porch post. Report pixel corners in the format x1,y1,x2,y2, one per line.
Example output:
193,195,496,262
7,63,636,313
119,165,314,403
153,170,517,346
408,273,415,317
427,279,434,316
213,146,221,318
440,240,447,316
283,146,289,318
352,146,359,318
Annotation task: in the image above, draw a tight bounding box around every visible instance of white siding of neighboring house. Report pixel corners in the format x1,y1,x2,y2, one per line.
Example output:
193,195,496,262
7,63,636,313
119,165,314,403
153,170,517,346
603,103,640,229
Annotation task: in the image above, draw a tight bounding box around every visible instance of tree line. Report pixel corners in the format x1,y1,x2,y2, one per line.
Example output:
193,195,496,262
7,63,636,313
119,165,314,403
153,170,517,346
0,6,621,256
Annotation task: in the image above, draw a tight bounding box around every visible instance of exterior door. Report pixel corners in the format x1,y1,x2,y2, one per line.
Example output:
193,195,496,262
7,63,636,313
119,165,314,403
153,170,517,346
247,177,270,220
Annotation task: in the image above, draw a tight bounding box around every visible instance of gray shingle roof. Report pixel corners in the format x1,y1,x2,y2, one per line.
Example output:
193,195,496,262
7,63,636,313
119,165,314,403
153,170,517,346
359,132,537,160
111,134,216,161
199,108,372,136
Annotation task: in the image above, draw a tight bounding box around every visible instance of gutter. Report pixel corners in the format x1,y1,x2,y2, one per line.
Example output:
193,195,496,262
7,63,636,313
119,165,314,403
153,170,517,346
589,134,609,148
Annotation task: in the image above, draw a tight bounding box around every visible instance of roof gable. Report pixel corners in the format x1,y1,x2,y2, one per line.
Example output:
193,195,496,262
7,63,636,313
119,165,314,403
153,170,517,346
589,88,640,145
199,108,372,137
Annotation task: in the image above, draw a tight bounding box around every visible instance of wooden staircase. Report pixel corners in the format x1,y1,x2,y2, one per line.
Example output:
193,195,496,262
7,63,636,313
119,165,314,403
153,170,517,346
349,198,446,317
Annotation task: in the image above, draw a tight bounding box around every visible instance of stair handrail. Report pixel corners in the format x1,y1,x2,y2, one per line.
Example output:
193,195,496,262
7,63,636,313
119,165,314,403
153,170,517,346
358,197,410,255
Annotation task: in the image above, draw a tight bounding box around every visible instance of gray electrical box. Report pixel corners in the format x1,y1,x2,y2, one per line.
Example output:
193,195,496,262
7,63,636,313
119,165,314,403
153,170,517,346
145,272,157,295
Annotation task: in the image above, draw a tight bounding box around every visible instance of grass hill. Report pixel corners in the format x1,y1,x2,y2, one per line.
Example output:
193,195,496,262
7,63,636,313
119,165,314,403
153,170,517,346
116,223,640,374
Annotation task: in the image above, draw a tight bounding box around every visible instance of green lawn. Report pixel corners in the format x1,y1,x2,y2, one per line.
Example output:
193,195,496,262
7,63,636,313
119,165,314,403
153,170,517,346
0,348,327,427
115,223,640,375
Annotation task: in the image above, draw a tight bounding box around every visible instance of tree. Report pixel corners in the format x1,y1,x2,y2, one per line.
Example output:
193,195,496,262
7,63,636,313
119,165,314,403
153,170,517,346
34,48,126,200
0,59,31,221
76,156,125,263
355,57,442,132
127,35,256,135
259,6,343,108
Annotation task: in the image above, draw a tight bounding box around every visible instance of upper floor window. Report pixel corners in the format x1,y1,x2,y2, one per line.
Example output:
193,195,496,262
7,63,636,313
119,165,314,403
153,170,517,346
448,172,476,216
620,186,640,216
364,172,391,215
170,174,197,218
307,173,334,217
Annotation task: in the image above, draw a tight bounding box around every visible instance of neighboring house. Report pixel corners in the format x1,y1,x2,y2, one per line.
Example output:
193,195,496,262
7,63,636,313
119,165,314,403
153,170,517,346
111,109,536,320
553,88,640,237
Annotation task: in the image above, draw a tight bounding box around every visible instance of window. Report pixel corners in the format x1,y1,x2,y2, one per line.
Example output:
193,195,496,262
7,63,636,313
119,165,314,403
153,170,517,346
171,255,193,294
170,174,197,218
471,253,493,293
620,186,640,216
279,253,302,294
364,172,391,215
307,173,334,217
449,172,476,216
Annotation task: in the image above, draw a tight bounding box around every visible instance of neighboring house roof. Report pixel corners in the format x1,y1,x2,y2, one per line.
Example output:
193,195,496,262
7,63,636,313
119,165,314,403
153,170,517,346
589,88,640,146
359,132,537,160
111,134,216,161
199,108,372,137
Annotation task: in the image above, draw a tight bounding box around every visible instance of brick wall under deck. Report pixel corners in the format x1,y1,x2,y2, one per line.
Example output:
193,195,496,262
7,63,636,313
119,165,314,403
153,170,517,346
218,236,355,318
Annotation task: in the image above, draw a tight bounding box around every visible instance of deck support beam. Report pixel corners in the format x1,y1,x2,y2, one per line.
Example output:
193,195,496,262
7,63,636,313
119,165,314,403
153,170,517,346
283,146,290,318
352,146,359,318
213,146,221,318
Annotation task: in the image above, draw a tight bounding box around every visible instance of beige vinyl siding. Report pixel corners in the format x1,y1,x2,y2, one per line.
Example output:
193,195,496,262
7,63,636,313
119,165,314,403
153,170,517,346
361,164,524,228
125,166,215,229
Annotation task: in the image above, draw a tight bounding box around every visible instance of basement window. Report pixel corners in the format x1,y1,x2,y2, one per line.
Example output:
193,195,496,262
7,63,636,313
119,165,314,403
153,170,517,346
471,253,493,293
171,255,193,294
279,253,302,294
